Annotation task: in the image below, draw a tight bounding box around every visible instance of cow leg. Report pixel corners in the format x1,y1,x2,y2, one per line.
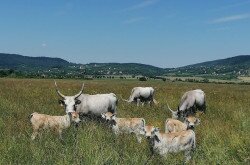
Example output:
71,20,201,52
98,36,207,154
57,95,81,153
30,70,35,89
193,105,197,114
148,101,152,106
58,129,63,140
79,112,87,121
112,127,119,136
142,102,145,106
136,134,142,143
184,150,192,163
31,130,39,140
202,102,206,114
149,97,153,106
137,98,140,106
31,126,41,140
150,146,154,156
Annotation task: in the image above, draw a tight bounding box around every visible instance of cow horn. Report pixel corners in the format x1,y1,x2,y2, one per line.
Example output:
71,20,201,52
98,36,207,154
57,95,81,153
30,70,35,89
121,96,129,102
166,102,175,113
153,99,158,105
74,83,84,98
54,80,65,98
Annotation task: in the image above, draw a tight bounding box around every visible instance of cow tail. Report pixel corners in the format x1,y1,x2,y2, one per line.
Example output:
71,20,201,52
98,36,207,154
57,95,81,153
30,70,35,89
115,97,118,106
109,94,118,114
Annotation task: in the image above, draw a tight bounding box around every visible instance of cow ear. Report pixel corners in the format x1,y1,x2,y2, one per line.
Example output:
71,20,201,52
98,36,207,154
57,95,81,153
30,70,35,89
58,100,65,106
75,100,81,105
154,127,160,132
101,113,106,118
195,118,201,125
111,114,116,120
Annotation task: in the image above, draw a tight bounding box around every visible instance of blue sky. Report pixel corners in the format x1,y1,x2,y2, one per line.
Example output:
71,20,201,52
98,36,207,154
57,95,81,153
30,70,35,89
0,0,250,68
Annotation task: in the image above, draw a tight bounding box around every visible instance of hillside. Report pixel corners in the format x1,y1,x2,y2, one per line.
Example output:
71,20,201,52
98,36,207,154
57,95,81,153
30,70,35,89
189,55,250,67
165,55,250,78
0,53,249,79
0,53,165,78
0,53,70,69
83,63,165,76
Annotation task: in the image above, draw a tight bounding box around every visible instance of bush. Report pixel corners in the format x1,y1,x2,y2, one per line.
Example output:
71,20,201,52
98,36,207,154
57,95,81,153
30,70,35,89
139,77,147,81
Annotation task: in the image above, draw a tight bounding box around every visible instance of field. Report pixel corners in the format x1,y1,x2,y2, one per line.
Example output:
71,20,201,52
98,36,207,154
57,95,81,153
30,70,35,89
0,78,249,164
238,76,250,82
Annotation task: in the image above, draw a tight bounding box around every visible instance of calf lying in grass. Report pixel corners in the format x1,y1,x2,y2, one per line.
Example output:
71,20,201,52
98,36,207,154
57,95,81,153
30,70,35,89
29,112,81,140
101,112,145,143
165,116,200,133
144,125,196,163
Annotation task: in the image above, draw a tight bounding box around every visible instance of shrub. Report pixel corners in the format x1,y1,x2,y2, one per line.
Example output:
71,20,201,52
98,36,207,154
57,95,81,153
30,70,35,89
139,77,147,81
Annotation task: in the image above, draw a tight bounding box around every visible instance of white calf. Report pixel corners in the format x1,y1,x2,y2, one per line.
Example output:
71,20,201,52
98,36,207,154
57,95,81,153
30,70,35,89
165,116,200,133
144,126,196,163
101,112,145,143
29,112,81,140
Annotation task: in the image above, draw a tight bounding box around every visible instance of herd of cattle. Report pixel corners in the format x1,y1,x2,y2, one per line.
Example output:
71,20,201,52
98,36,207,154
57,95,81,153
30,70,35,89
29,81,206,163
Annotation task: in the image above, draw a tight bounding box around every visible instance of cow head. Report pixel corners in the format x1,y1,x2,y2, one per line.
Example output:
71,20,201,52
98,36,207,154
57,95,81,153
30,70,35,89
101,112,117,126
55,81,84,113
69,112,81,124
101,112,115,121
143,125,160,140
184,116,201,129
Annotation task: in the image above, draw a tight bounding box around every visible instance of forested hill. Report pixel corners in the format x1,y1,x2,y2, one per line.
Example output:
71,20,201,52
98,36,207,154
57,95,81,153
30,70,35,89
0,53,249,78
83,63,165,76
165,55,250,78
0,53,70,69
187,55,250,67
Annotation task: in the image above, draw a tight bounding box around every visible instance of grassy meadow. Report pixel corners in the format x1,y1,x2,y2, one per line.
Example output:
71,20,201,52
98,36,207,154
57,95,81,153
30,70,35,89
0,78,249,164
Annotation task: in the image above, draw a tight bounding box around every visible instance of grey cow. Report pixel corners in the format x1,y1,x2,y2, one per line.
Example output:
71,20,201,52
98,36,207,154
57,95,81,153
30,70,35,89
54,81,118,119
122,87,158,106
167,89,206,119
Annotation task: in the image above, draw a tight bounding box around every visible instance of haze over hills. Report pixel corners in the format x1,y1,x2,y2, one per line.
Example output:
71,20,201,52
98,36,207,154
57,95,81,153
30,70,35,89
0,53,249,79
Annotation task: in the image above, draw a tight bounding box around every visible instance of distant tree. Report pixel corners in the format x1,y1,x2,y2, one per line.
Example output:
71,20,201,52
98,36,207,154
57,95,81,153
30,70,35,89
139,77,147,81
202,78,209,83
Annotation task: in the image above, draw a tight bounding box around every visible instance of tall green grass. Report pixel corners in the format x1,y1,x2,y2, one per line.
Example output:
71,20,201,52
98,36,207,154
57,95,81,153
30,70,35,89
0,78,249,164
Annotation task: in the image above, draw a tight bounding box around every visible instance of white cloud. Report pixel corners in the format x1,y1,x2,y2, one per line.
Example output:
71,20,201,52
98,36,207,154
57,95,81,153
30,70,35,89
122,17,147,24
41,43,47,47
209,14,250,24
121,0,159,12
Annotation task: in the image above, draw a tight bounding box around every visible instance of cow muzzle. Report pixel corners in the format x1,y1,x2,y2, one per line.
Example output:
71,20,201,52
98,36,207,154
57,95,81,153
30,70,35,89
189,125,194,129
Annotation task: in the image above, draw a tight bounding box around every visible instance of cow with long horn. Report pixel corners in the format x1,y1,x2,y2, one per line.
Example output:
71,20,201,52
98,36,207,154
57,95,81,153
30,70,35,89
122,87,158,106
54,81,118,119
167,89,206,119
